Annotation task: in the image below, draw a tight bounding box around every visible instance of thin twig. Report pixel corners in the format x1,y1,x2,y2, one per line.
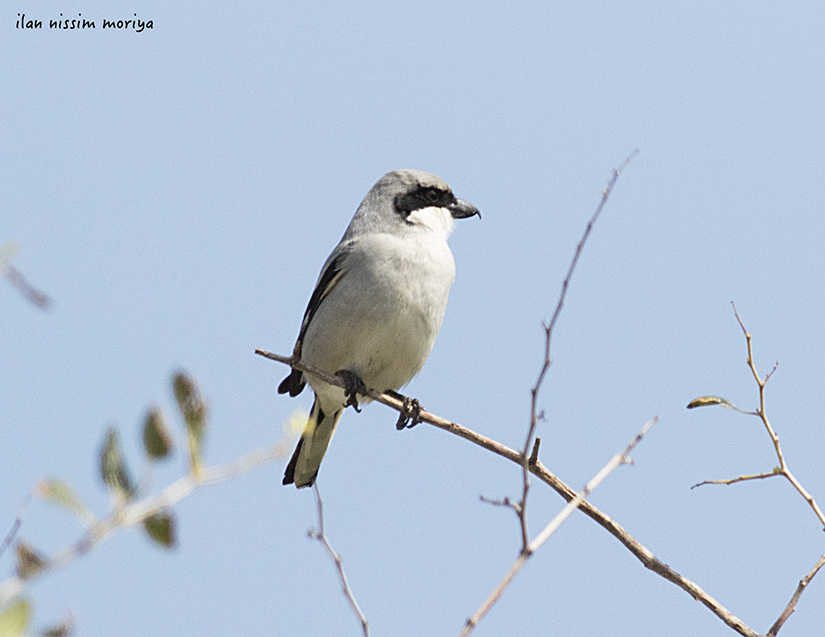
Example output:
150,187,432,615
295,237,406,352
309,485,369,637
479,495,522,519
0,493,33,561
521,149,639,553
255,349,760,637
768,553,825,637
691,472,781,490
460,416,657,636
729,303,825,529
2,263,52,310
688,305,825,634
0,441,290,608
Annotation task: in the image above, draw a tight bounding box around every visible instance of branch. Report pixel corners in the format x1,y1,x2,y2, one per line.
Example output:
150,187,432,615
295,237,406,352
520,150,639,550
688,305,825,633
730,302,825,529
691,471,781,490
1,244,52,311
255,350,760,637
0,493,33,562
460,416,658,636
768,553,825,637
0,440,290,608
309,485,369,637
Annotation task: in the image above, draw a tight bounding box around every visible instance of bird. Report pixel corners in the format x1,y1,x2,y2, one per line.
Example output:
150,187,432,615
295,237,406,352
278,169,479,488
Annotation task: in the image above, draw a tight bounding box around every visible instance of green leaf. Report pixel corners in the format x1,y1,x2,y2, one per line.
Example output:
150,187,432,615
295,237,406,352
36,479,95,525
98,427,135,500
173,372,207,475
142,408,174,461
686,396,735,410
0,598,31,637
143,510,177,549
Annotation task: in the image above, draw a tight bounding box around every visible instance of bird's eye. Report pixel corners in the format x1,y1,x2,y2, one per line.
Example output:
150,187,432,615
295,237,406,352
423,188,441,204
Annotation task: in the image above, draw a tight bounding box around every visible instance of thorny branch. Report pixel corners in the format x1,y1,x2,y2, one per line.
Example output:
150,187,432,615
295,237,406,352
309,485,369,637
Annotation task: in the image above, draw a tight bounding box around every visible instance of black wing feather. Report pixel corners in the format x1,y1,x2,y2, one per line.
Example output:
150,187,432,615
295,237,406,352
278,247,350,396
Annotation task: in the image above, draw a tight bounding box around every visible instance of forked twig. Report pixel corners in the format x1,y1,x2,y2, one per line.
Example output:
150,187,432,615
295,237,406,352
460,416,657,636
256,349,759,637
687,304,825,633
717,303,825,529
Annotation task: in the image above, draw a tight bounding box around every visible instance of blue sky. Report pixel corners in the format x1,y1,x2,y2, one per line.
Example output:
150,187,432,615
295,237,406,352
3,2,825,635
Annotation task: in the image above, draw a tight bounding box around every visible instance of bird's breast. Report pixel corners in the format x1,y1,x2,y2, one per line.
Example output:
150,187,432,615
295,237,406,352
302,232,455,396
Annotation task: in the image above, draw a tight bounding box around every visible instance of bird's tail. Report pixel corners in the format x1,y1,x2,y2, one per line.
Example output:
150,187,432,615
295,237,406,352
283,397,343,488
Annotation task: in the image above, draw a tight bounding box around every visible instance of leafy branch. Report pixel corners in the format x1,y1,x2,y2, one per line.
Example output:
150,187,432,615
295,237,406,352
0,372,294,634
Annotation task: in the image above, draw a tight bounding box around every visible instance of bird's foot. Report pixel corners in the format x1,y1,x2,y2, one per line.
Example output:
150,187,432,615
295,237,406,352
336,370,367,412
388,390,423,430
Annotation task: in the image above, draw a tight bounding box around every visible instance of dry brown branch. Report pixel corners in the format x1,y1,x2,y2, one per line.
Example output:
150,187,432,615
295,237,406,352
460,151,642,633
714,303,825,529
309,485,369,637
518,149,639,553
686,305,825,634
767,553,825,636
254,349,760,637
460,416,658,636
691,472,781,490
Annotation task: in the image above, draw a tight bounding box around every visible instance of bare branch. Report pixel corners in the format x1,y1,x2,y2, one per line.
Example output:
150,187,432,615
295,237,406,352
729,303,825,529
2,263,52,310
309,485,369,637
478,495,519,511
460,417,658,636
255,349,759,637
768,553,825,637
691,471,781,490
687,305,825,633
520,150,639,552
0,493,33,561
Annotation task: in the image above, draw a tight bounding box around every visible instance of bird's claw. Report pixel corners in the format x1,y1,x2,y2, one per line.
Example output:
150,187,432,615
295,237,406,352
392,393,422,430
336,370,367,412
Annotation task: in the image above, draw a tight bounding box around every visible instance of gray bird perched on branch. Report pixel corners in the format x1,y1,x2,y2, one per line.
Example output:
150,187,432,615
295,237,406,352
278,169,479,488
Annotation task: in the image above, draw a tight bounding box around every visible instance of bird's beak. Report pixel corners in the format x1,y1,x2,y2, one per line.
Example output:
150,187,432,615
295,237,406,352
449,198,481,220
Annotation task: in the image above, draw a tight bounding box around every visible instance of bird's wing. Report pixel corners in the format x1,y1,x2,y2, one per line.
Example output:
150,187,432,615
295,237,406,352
278,243,351,396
